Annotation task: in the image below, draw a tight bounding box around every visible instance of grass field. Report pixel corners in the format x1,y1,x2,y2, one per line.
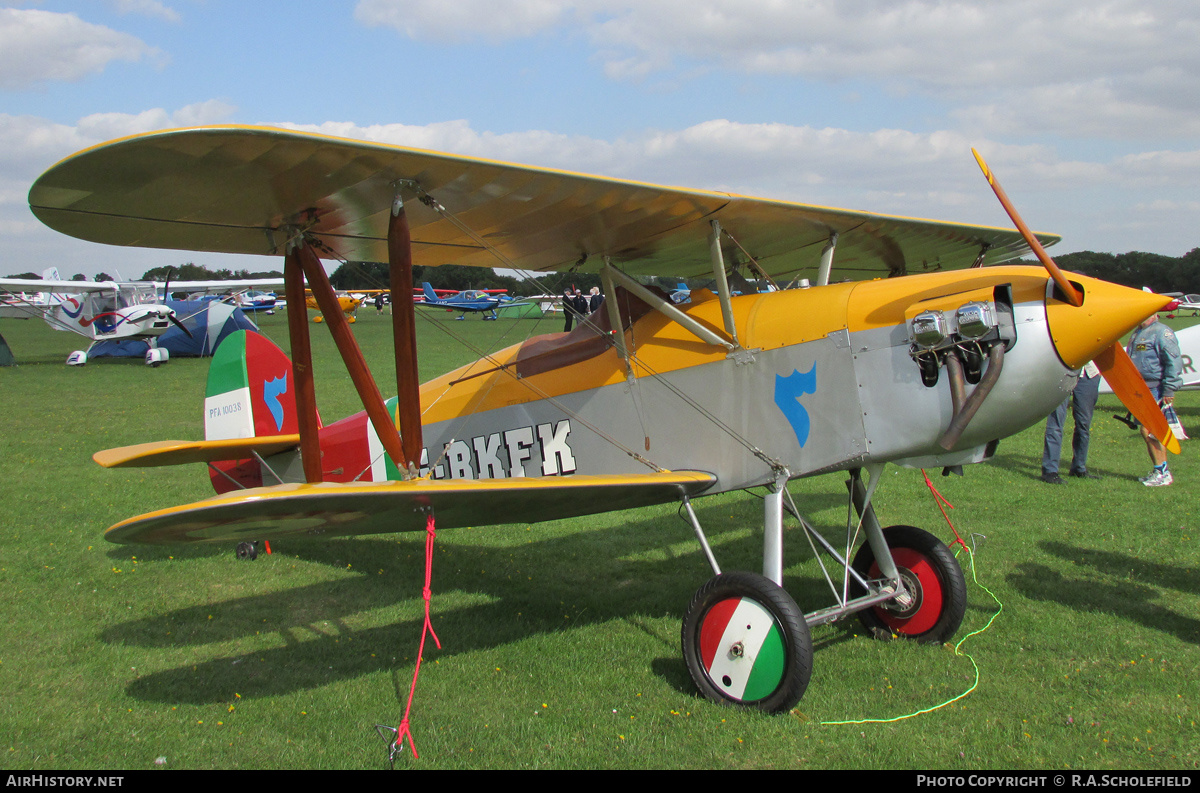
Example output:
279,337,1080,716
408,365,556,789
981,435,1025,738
0,308,1196,770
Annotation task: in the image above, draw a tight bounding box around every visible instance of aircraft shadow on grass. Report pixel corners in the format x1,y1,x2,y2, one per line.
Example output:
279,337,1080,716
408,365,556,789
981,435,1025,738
104,492,861,704
1007,540,1200,647
984,452,1139,483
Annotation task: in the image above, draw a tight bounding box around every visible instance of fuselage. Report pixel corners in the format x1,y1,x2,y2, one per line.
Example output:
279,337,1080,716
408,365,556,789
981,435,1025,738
253,265,1140,495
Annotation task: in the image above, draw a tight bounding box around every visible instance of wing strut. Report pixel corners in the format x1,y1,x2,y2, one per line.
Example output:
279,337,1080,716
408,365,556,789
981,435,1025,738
599,264,634,380
600,261,735,351
816,232,839,286
284,246,323,483
388,194,424,471
288,239,408,479
707,220,741,347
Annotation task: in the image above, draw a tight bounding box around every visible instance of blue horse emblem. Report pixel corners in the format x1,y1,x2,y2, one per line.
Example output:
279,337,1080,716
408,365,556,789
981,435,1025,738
774,364,817,447
263,373,289,432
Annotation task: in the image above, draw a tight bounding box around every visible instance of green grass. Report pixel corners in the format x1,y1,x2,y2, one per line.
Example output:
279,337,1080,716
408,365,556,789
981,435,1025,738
0,310,1197,769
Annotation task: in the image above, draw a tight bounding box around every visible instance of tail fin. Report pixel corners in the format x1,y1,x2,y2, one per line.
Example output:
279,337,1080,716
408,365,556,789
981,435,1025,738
205,330,302,440
422,282,438,302
204,330,307,492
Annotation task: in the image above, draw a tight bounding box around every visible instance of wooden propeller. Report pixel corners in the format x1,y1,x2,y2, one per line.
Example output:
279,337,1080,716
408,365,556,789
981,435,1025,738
971,149,1179,454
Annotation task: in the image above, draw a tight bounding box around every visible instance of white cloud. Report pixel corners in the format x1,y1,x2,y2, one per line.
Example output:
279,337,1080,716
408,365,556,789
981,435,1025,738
111,0,181,23
354,0,566,43
354,1,1200,141
0,8,159,90
74,100,237,140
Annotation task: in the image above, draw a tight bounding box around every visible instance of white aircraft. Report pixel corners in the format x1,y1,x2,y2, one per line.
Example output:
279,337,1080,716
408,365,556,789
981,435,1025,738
0,271,283,366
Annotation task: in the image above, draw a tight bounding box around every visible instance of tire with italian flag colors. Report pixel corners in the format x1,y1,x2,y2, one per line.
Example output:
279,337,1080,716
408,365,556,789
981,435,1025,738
682,572,812,713
851,525,966,644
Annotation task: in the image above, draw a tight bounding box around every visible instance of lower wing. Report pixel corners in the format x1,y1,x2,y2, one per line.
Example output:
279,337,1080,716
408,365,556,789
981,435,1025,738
104,471,717,545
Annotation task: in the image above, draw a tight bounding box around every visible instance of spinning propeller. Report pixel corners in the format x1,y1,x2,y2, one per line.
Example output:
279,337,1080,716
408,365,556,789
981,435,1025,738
972,149,1179,454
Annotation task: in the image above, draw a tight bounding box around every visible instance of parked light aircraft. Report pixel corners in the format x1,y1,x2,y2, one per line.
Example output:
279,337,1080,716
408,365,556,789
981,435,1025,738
305,291,362,323
0,271,283,365
196,288,278,314
415,282,527,319
30,127,1176,719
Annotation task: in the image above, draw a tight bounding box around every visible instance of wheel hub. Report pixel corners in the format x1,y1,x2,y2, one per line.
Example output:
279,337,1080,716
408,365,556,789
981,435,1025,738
880,566,923,618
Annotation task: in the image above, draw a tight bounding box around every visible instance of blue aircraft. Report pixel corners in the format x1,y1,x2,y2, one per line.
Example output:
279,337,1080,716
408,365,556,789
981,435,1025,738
416,282,528,320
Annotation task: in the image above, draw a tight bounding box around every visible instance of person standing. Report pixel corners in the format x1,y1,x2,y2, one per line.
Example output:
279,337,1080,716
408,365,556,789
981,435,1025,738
588,286,603,314
572,289,590,323
1040,362,1101,484
1128,314,1183,486
562,289,576,332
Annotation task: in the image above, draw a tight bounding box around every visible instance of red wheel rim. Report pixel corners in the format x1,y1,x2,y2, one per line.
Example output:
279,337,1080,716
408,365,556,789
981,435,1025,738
869,547,944,636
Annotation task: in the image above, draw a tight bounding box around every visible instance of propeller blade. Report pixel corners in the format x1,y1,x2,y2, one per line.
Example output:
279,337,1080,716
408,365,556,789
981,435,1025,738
167,312,194,339
971,148,1083,307
1093,341,1180,454
972,148,1178,454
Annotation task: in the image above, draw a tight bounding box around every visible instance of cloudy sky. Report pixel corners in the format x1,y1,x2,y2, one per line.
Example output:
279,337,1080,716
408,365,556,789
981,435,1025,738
2,0,1198,279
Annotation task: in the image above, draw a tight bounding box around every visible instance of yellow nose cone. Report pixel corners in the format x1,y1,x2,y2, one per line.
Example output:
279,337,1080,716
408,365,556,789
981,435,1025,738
1045,277,1174,369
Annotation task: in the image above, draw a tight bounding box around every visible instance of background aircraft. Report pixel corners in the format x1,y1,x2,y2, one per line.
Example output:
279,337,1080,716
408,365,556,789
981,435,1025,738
304,291,362,323
29,126,1176,725
415,282,527,319
0,272,283,365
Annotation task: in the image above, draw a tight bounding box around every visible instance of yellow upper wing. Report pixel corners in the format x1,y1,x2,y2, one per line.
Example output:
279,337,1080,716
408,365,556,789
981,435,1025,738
29,125,1055,282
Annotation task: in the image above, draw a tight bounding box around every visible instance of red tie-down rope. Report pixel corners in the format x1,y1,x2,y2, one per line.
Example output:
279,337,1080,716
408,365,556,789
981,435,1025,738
383,513,442,764
921,469,968,553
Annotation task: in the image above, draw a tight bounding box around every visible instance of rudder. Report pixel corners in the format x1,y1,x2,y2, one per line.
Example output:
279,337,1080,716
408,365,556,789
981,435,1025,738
204,330,308,492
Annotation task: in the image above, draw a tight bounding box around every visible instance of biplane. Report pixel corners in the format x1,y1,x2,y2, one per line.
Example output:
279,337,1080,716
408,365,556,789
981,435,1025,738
31,125,1176,715
415,281,528,319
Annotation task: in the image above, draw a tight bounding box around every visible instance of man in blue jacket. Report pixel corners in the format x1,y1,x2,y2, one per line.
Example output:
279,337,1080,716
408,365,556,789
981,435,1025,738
1128,314,1183,486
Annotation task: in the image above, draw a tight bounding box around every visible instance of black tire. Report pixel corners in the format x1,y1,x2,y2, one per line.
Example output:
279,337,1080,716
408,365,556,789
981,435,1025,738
681,572,812,713
236,541,258,561
851,525,966,644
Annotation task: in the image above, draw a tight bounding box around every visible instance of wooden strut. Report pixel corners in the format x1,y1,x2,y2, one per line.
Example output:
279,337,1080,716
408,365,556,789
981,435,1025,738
292,240,407,473
388,201,424,470
284,249,323,484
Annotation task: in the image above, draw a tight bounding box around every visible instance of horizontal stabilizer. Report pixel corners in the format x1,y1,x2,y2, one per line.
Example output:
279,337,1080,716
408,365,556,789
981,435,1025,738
104,470,717,545
93,435,300,468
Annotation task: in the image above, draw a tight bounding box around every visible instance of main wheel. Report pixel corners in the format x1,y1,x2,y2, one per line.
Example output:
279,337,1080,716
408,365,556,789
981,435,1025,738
681,572,812,713
851,525,966,643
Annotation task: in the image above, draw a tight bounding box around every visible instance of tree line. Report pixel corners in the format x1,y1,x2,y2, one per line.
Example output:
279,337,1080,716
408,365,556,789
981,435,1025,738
11,247,1200,296
1045,248,1200,294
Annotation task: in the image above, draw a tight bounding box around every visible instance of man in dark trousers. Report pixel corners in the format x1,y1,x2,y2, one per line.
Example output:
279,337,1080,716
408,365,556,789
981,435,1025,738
572,289,590,326
1040,362,1101,484
562,289,577,332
